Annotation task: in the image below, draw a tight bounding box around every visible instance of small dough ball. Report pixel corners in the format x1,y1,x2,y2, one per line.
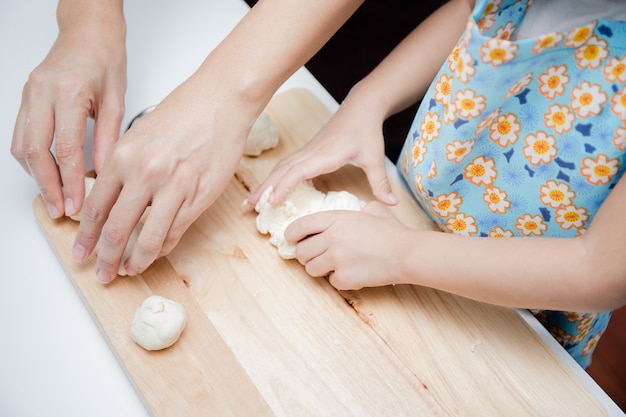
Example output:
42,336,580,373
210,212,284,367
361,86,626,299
243,112,280,156
255,180,365,259
130,295,187,351
68,176,95,221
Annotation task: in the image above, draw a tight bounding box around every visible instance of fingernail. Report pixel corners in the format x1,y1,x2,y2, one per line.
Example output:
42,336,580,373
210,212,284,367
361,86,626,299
47,202,62,219
387,192,399,205
64,197,76,217
72,243,87,261
96,268,114,284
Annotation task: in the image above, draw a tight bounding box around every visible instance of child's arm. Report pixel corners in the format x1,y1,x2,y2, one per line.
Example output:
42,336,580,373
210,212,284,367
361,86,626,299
248,0,474,206
286,175,626,313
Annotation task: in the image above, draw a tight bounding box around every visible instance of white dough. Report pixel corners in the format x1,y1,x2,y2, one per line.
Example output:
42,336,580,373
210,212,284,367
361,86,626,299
130,295,187,351
243,112,280,156
255,180,365,259
68,175,148,276
68,176,95,221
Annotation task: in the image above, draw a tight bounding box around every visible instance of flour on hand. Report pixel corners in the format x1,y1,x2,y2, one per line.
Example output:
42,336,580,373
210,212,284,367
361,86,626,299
254,180,365,259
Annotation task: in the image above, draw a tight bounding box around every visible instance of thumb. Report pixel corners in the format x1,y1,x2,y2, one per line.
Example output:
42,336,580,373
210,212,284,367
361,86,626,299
363,158,398,206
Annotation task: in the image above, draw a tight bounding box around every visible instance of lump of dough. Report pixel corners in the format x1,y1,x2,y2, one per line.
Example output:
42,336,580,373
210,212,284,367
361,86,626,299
68,175,148,276
243,112,280,156
254,180,365,259
69,176,95,221
130,295,187,351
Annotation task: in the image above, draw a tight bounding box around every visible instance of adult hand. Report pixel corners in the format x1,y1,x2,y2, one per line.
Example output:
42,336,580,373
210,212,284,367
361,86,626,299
285,201,410,290
247,91,398,207
71,75,254,283
11,7,126,220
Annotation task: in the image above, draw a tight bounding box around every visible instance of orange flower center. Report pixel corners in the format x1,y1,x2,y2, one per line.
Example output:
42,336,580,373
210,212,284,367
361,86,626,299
497,119,512,135
549,189,565,202
533,139,550,155
594,164,611,178
469,164,486,177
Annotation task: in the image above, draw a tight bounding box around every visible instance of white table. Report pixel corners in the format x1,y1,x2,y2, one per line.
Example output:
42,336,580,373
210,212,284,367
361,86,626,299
0,1,622,416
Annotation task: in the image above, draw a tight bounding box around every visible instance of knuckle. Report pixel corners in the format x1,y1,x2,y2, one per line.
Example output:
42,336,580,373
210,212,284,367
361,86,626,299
101,223,127,247
12,142,46,162
135,234,163,259
55,139,82,160
80,199,104,224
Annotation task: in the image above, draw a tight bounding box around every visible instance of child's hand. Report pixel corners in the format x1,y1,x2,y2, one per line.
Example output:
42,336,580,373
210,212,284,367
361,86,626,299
284,202,409,290
248,95,398,207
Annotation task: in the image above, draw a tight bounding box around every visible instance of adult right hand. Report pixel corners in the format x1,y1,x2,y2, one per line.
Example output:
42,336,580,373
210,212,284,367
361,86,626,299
11,2,126,220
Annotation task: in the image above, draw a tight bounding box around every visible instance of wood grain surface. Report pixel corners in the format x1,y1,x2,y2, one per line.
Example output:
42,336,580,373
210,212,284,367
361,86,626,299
33,89,606,416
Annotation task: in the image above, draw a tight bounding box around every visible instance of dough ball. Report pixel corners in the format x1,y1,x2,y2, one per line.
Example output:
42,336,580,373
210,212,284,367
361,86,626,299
255,180,365,259
68,176,95,221
130,295,187,351
68,175,149,276
243,112,280,156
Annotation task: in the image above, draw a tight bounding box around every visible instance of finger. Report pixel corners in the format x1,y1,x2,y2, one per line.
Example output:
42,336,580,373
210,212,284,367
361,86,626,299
250,152,341,206
302,250,333,278
54,104,88,218
92,94,124,174
93,187,151,283
293,232,327,265
123,192,183,276
72,172,122,262
361,157,398,206
19,95,65,219
284,211,333,245
11,87,32,174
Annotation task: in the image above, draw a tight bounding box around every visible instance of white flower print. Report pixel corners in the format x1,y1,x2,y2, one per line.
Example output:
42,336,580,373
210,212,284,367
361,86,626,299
505,72,533,99
539,181,575,208
495,21,515,40
544,104,575,134
420,112,442,141
480,38,518,66
446,213,478,236
610,86,626,121
489,226,513,238
613,126,626,151
489,113,521,147
411,140,427,167
455,47,476,83
570,82,607,117
603,55,626,83
430,192,462,217
483,186,510,214
446,139,475,163
476,108,500,135
556,205,588,230
464,156,497,185
580,154,620,185
434,73,453,105
564,22,596,48
515,214,547,236
532,32,564,54
523,131,557,165
454,89,486,119
538,65,569,99
574,36,608,69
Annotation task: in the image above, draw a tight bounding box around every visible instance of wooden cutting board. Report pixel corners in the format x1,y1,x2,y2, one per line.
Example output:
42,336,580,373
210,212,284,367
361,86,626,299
33,89,606,416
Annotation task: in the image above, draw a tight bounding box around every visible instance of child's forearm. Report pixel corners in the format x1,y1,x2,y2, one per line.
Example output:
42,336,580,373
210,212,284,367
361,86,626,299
347,0,472,120
397,178,626,313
